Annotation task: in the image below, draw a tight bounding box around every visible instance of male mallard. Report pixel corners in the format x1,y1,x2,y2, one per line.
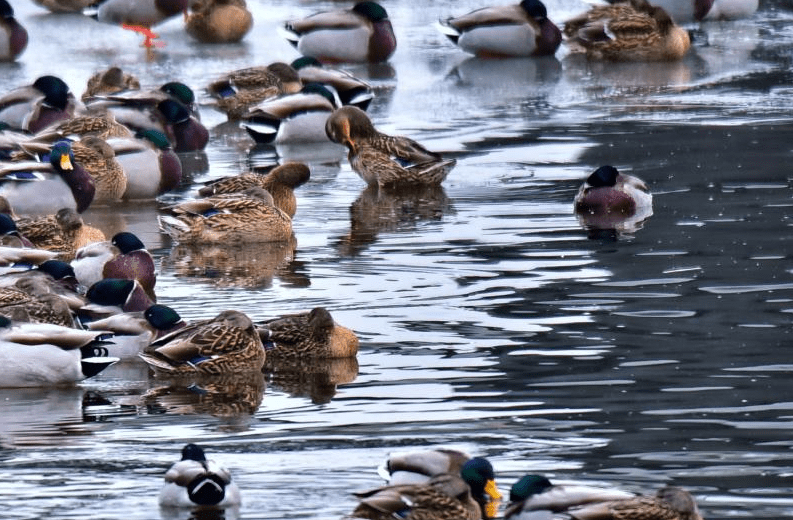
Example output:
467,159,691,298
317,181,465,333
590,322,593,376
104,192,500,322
207,62,302,120
241,83,339,144
159,443,241,508
159,187,294,244
256,307,359,361
80,278,155,322
185,0,253,44
564,486,703,520
0,75,79,134
503,474,635,519
106,129,182,199
81,67,141,101
0,316,118,387
281,1,396,64
0,0,27,62
16,207,106,259
325,106,456,189
0,212,34,248
291,56,375,110
197,162,311,218
437,0,561,58
86,303,185,359
564,0,690,62
573,165,653,232
138,309,266,375
0,140,96,215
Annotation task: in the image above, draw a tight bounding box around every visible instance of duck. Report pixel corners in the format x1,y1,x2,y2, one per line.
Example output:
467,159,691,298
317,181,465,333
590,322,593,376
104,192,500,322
0,283,76,327
563,0,690,62
106,129,182,199
290,56,375,110
605,0,756,22
325,106,456,189
197,161,311,218
0,316,119,387
185,0,253,44
30,0,95,14
0,75,79,134
71,231,157,300
257,307,359,361
89,0,188,29
0,259,84,309
86,303,185,359
207,62,302,120
0,0,28,62
0,212,34,248
0,244,60,266
15,207,106,259
0,140,96,215
573,165,653,232
561,486,703,520
138,309,266,375
281,1,396,64
80,278,155,322
81,67,141,101
158,443,241,508
86,80,199,119
241,83,339,144
437,0,561,58
503,474,636,519
159,187,294,244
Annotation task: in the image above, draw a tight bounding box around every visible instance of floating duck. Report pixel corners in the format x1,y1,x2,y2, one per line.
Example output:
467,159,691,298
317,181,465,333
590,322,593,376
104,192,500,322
15,207,106,259
257,307,359,361
574,165,653,233
86,304,185,359
158,443,241,508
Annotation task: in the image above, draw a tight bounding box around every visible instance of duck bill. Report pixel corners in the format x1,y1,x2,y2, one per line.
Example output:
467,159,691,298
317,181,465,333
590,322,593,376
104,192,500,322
60,154,74,171
485,479,502,501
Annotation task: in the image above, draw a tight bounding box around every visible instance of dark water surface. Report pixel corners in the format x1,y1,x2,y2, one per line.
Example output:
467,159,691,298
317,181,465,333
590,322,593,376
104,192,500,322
2,0,793,518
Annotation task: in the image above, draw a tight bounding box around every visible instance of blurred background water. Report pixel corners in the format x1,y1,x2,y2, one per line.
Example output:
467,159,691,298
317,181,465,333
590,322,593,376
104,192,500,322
1,0,793,518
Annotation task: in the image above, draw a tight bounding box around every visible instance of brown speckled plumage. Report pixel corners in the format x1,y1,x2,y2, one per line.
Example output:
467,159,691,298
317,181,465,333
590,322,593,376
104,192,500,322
186,0,253,43
82,67,141,101
16,208,105,259
258,307,359,361
208,63,302,119
0,286,75,327
567,486,703,520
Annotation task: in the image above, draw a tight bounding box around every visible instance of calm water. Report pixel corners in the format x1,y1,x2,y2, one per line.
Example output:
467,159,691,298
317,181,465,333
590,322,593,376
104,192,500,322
1,0,793,518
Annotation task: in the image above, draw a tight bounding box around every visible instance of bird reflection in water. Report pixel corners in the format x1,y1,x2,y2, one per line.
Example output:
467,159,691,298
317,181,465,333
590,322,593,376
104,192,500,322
143,372,265,419
265,356,359,405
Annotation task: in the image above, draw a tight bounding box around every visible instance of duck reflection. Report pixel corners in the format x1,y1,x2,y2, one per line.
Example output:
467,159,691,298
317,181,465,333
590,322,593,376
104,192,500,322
265,356,359,405
563,52,694,90
159,504,240,520
449,56,562,92
338,184,453,256
143,372,265,418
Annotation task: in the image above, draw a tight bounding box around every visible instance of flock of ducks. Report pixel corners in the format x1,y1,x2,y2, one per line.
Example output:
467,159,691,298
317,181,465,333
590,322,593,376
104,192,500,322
0,0,762,517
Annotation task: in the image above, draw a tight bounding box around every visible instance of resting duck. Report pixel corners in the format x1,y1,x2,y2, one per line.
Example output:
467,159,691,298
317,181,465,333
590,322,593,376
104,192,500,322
0,282,76,327
86,303,185,359
563,0,690,62
207,62,302,120
81,67,141,101
197,161,311,218
82,278,155,319
558,485,703,520
291,56,375,110
159,187,294,244
89,0,188,28
0,0,28,62
159,443,241,508
437,0,561,58
185,0,253,43
573,165,653,233
281,1,396,64
0,317,118,387
0,213,34,248
15,207,106,259
138,309,266,375
106,129,182,199
256,307,359,361
0,75,79,134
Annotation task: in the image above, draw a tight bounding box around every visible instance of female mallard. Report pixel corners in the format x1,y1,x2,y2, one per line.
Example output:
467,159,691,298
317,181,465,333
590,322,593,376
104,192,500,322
0,75,79,134
291,56,375,110
558,485,703,520
573,165,653,232
0,283,76,327
86,303,185,359
503,474,635,519
0,0,28,62
159,187,294,244
197,162,311,218
257,307,359,361
185,0,253,43
0,316,119,387
563,0,690,62
159,443,241,508
281,1,396,64
16,207,106,259
607,0,756,22
325,106,456,189
437,0,561,58
81,67,141,101
106,129,182,199
207,62,302,120
138,309,266,375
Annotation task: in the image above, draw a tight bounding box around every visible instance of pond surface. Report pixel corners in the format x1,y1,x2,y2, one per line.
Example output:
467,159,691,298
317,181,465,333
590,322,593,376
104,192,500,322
2,0,793,518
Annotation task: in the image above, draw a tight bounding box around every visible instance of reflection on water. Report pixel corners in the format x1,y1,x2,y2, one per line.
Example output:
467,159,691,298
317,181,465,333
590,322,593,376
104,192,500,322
265,357,359,405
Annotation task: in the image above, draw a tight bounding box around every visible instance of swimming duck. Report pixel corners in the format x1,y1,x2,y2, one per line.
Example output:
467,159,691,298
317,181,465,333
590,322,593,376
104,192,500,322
0,75,79,134
291,56,375,110
185,0,253,44
563,0,690,62
564,486,703,520
0,0,27,62
138,309,266,375
241,83,339,144
106,129,182,199
573,165,653,231
503,474,635,519
0,316,118,387
0,140,96,215
81,67,141,101
159,443,241,508
86,303,185,359
197,161,311,218
159,187,294,244
207,62,302,120
437,0,561,58
281,1,396,64
257,307,359,361
15,207,106,259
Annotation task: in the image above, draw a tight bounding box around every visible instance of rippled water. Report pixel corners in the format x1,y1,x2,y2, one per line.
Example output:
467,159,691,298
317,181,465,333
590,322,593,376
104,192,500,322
2,0,793,519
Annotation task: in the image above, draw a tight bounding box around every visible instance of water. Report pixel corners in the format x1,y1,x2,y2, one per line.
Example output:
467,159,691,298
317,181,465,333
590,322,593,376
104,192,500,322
1,0,793,518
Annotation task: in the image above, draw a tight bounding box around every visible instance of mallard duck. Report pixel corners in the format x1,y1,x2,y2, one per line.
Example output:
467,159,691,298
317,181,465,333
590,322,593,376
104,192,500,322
0,283,76,327
573,165,653,232
80,278,155,321
241,83,339,144
159,187,294,244
159,443,241,508
106,129,182,199
503,474,636,519
281,1,396,64
0,213,34,248
138,309,266,375
81,67,141,101
197,161,311,218
0,245,59,266
31,0,94,13
565,486,703,520
15,207,106,259
207,62,302,120
0,0,27,62
89,0,188,28
185,0,253,43
325,106,456,189
437,0,561,58
257,307,359,361
291,56,375,110
3,260,84,310
0,316,118,387
563,0,690,62
32,112,134,141
0,140,96,215
0,75,79,134
86,304,185,359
